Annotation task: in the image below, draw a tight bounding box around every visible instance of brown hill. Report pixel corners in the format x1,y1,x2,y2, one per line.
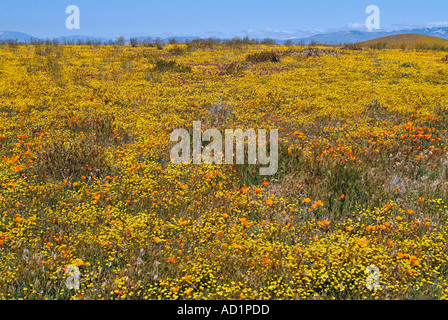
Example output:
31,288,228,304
357,34,448,50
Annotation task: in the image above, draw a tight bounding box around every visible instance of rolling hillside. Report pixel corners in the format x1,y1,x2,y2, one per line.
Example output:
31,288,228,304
0,31,37,42
357,34,448,50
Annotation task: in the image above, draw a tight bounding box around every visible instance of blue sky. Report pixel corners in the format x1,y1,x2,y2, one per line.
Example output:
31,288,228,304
1,0,448,39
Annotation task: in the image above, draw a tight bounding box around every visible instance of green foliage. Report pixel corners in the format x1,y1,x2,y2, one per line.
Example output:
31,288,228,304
151,58,192,73
32,137,110,180
245,51,280,63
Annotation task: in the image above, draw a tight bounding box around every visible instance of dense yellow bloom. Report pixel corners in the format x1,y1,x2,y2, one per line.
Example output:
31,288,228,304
0,43,447,300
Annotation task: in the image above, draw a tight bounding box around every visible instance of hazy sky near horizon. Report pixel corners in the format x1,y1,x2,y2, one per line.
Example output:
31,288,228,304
1,0,448,38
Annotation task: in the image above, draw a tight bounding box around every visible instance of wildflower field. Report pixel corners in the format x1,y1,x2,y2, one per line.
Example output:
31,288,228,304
0,41,448,300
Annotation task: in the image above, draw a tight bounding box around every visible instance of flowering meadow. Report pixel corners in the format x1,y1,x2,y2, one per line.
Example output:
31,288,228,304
0,41,447,300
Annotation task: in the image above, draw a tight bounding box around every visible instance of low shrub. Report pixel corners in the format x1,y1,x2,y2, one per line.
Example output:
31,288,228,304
152,58,192,73
245,51,280,63
31,137,110,180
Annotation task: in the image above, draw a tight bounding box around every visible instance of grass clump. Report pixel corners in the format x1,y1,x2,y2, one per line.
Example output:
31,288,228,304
64,113,135,146
166,46,186,56
31,137,110,181
223,61,246,75
245,51,280,63
151,58,192,73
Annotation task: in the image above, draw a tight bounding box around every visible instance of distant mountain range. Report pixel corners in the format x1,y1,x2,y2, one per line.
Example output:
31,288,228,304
286,27,448,45
1,27,448,45
0,31,38,42
0,31,107,44
0,31,200,44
